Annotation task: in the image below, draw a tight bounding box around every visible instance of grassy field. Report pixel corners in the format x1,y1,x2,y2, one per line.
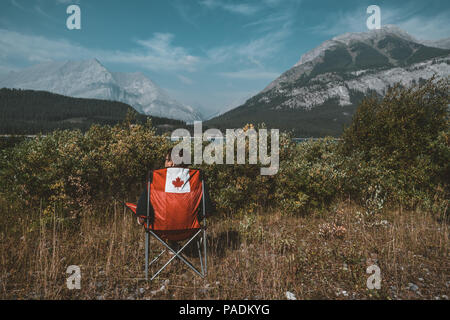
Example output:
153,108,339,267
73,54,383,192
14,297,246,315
1,198,448,300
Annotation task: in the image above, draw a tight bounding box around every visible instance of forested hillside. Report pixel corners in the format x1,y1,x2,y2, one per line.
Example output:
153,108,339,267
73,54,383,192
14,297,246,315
0,88,186,134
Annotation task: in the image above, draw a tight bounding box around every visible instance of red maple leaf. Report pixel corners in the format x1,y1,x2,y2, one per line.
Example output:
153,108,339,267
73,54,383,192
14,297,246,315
172,177,184,188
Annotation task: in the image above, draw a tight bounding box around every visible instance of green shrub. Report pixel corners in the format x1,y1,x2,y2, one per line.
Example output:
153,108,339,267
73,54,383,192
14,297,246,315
339,76,450,206
0,119,171,214
199,125,293,216
274,137,344,215
1,77,448,218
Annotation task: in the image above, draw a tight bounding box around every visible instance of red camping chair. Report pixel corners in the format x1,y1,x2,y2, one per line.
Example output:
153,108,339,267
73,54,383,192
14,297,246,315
125,167,207,280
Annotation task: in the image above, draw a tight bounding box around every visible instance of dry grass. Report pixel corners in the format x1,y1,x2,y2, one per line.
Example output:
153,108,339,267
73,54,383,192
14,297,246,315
0,198,448,300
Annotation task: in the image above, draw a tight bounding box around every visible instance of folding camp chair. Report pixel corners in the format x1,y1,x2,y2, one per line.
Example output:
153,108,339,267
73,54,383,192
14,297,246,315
125,167,207,280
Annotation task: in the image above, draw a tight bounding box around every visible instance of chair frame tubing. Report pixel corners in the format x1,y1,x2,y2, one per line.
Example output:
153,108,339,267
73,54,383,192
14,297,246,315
144,176,207,280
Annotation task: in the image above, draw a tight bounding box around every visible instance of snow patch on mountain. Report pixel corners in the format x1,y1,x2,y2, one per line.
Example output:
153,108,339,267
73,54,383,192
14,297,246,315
346,57,450,94
257,25,450,112
269,55,449,111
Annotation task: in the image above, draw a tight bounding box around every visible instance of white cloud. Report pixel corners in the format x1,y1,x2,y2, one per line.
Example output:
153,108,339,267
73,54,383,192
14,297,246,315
218,68,280,80
222,3,260,15
0,29,93,63
394,11,450,40
206,23,292,66
55,0,80,4
307,7,367,37
171,0,199,28
243,12,290,30
308,4,450,41
10,1,73,25
11,0,25,10
199,0,261,15
199,0,302,16
202,0,298,67
0,29,200,72
34,5,60,24
0,24,286,78
109,33,200,72
0,63,18,77
177,74,194,85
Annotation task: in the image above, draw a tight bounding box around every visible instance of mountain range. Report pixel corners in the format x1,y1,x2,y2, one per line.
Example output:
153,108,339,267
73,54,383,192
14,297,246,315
207,25,450,136
0,59,203,123
1,25,449,136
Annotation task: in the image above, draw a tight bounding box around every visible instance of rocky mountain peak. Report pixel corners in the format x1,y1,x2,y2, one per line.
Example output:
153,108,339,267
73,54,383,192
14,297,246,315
0,59,202,122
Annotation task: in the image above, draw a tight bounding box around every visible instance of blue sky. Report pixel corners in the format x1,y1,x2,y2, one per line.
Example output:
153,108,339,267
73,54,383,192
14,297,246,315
0,0,449,116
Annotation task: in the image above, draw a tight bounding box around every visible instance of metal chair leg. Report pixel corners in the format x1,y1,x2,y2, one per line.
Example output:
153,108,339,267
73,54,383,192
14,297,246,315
203,229,207,275
145,232,149,280
197,240,204,275
149,230,206,280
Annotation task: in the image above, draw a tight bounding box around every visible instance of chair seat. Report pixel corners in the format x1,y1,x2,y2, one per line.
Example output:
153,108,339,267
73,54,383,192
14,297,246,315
125,202,202,241
153,228,201,241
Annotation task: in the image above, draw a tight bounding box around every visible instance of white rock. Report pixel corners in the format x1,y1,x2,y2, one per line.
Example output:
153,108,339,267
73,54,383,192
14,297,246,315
285,291,297,300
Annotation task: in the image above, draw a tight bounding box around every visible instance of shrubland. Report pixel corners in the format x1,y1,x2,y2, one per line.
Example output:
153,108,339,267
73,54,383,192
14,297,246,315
0,77,448,299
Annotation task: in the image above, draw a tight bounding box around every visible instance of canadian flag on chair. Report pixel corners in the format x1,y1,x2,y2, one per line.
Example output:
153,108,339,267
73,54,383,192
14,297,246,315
165,167,191,193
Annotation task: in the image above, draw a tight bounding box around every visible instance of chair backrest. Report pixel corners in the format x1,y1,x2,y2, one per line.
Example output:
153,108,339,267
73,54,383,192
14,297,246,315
148,167,203,232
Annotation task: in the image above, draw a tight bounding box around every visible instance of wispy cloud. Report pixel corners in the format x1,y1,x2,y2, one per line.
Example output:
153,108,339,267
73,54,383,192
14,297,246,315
0,29,92,63
207,21,292,67
0,29,201,72
308,4,450,41
243,12,290,30
393,11,450,40
10,0,64,25
34,5,60,24
177,74,195,85
205,23,290,82
218,68,280,80
0,23,287,77
10,0,25,10
199,0,261,15
114,33,200,72
199,0,302,16
55,0,80,4
0,62,20,77
171,0,199,28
